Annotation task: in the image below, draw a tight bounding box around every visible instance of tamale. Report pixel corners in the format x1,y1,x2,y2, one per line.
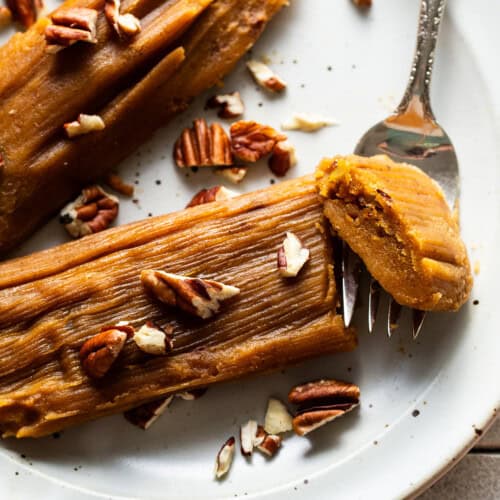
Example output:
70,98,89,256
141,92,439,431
0,176,356,438
316,155,472,311
0,0,288,255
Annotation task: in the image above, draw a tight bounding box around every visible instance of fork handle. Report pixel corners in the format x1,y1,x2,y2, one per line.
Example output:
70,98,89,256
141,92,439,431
397,0,447,118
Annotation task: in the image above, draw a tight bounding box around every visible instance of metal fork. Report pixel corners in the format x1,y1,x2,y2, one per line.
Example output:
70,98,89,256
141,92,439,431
343,0,459,338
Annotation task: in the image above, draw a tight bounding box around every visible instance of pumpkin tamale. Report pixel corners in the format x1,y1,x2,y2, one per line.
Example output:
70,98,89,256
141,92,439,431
0,0,288,255
0,176,356,438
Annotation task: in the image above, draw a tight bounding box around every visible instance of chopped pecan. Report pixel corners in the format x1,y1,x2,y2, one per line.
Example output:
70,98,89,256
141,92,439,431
281,113,337,132
288,379,360,436
59,185,119,238
277,232,310,278
264,398,293,435
256,429,281,457
6,0,42,28
186,186,238,208
215,166,248,184
64,114,105,138
140,270,240,319
207,92,244,119
230,120,286,163
124,395,174,429
240,419,258,456
215,436,235,479
246,60,287,92
79,324,133,378
45,8,98,53
352,0,372,7
133,321,174,356
268,140,297,177
0,6,13,28
104,0,141,38
105,172,134,197
174,119,232,168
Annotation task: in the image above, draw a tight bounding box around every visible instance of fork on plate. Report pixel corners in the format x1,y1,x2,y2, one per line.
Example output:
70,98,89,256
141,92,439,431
342,0,459,338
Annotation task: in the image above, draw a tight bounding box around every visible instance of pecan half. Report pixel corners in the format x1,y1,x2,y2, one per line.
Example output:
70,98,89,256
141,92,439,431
124,395,174,429
277,232,310,278
230,120,286,163
60,185,119,238
268,140,297,177
288,379,360,436
133,321,174,356
140,270,240,319
215,166,248,184
214,436,235,479
207,92,244,119
6,0,42,28
174,119,232,168
186,186,238,208
246,60,287,93
264,398,293,435
105,172,134,197
79,324,133,378
45,8,98,53
0,6,13,28
104,0,141,38
64,114,105,138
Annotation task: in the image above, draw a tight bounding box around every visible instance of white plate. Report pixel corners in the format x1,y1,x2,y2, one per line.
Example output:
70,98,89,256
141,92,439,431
1,1,499,498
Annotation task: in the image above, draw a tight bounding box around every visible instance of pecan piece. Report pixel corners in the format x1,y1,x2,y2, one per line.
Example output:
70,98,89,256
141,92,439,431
214,436,235,479
186,186,238,208
256,429,281,457
79,324,133,378
104,0,141,38
230,120,286,163
176,387,207,400
264,398,293,435
124,395,174,430
207,91,244,119
281,112,337,132
59,185,119,238
246,60,287,92
215,166,248,184
140,270,240,319
277,232,310,278
174,119,232,168
6,0,42,28
45,8,98,53
288,379,360,436
105,172,134,197
0,6,13,28
240,419,258,456
268,140,297,177
64,114,105,138
133,321,174,356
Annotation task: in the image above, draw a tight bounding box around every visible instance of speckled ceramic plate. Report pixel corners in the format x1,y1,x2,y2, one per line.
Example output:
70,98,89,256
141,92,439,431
1,0,499,498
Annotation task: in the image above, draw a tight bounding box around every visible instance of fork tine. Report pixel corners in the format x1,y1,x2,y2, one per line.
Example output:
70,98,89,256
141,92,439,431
412,309,426,339
368,279,381,333
341,242,361,327
387,298,402,338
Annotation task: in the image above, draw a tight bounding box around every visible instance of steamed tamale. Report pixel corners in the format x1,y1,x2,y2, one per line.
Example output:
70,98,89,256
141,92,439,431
0,176,355,438
0,0,288,255
316,155,472,311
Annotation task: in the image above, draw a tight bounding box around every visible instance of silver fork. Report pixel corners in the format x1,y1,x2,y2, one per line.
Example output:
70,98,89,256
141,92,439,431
343,0,459,338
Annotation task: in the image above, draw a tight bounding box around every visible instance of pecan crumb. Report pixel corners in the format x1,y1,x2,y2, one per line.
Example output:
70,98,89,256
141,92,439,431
105,172,134,197
215,437,235,479
186,186,238,208
105,0,141,38
246,60,287,92
207,92,244,119
215,166,248,184
64,114,105,138
277,232,310,278
268,140,297,177
124,396,174,430
352,0,372,8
